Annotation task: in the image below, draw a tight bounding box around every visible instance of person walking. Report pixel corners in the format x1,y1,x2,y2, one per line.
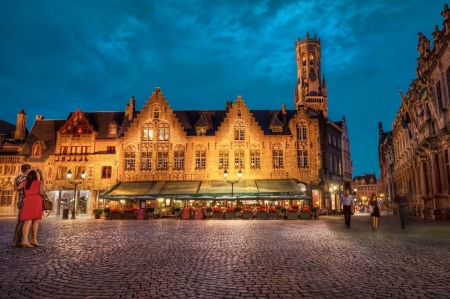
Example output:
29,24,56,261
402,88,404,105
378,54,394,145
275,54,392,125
369,193,380,229
12,164,31,247
16,169,45,247
395,190,408,230
340,189,355,228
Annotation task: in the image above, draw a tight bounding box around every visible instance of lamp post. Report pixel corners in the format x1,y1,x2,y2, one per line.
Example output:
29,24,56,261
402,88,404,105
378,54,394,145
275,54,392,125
223,169,242,198
66,169,86,219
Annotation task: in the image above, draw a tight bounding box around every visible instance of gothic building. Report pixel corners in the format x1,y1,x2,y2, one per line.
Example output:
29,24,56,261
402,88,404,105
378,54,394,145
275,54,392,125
379,4,450,220
0,34,352,216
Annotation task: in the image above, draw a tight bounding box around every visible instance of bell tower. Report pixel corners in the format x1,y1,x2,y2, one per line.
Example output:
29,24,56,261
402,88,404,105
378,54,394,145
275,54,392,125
294,33,328,117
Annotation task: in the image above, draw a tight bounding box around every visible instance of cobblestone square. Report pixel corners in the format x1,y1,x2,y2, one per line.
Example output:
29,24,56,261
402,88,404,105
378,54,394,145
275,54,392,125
1,214,450,299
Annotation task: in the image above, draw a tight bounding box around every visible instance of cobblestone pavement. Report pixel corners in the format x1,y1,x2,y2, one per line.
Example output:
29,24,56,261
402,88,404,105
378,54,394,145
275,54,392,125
1,214,450,299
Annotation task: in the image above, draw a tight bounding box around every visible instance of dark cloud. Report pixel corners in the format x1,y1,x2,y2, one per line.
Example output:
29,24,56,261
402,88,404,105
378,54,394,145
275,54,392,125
0,0,445,176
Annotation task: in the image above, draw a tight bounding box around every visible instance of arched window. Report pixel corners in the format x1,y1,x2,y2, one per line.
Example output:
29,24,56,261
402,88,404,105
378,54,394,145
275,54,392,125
154,108,160,119
309,52,314,65
32,141,45,157
302,53,306,66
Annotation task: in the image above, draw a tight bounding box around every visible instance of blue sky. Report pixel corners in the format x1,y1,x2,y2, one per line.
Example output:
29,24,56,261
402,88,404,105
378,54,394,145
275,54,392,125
0,0,446,177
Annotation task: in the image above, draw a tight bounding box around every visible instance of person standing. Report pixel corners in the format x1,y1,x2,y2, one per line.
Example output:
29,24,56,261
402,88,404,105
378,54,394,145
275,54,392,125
12,164,31,247
340,189,355,228
395,190,408,230
16,169,45,247
369,193,380,229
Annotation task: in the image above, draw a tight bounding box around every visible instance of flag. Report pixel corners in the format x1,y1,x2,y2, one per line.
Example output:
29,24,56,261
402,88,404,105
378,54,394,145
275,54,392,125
418,76,429,103
399,88,415,124
401,114,412,139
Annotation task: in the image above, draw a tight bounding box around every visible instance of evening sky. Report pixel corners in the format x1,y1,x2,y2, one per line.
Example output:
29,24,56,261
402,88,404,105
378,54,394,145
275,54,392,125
0,0,445,177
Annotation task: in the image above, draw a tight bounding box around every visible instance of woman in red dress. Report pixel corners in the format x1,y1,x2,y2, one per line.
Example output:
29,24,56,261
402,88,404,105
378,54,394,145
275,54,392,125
17,169,44,247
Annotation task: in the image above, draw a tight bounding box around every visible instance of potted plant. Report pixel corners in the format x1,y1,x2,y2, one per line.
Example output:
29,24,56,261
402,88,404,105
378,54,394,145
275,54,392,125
212,206,223,219
300,207,312,220
225,207,235,219
93,208,103,219
109,208,122,220
234,206,242,219
103,207,111,219
287,207,298,220
280,207,287,219
205,207,213,219
146,207,155,219
311,206,319,220
256,208,268,220
123,207,137,220
242,207,254,219
174,207,181,220
267,207,279,219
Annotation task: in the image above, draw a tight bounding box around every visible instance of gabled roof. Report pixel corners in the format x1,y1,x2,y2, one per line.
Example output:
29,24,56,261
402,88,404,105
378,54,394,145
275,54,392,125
66,111,126,139
353,173,377,184
22,119,66,162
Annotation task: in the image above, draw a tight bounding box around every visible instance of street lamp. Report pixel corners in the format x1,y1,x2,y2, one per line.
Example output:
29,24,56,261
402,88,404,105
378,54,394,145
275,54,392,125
66,169,86,219
223,169,242,198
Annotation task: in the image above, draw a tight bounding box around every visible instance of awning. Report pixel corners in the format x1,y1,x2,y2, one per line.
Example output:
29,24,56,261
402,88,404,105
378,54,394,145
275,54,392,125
100,179,309,200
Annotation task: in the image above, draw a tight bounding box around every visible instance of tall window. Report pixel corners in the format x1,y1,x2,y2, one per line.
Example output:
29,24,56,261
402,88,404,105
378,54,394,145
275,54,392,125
60,146,68,154
125,147,136,171
328,133,331,144
195,151,206,169
56,167,67,180
32,142,43,157
273,150,284,168
297,122,307,140
141,151,152,171
329,154,332,171
142,123,153,141
158,127,169,141
154,108,160,119
108,123,118,136
333,157,337,174
157,151,168,170
250,149,260,169
298,147,308,167
81,146,89,154
234,121,245,140
234,150,244,169
219,151,229,169
102,166,112,179
174,150,184,170
0,190,13,206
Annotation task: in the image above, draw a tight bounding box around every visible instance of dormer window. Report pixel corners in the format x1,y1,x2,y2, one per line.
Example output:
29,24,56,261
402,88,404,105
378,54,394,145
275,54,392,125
32,141,45,157
154,108,160,119
195,115,208,136
108,122,118,137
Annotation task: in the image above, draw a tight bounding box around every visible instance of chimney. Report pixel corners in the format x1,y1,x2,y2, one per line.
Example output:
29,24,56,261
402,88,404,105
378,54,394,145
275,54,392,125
125,96,135,121
281,104,287,124
226,101,232,113
14,110,27,141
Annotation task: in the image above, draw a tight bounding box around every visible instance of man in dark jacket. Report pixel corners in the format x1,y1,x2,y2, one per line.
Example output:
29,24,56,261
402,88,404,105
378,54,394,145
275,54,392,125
12,164,31,246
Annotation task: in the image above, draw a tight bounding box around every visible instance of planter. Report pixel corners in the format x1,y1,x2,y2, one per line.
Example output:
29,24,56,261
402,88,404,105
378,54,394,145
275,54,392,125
174,211,181,220
122,212,135,220
267,212,279,219
94,213,102,219
256,212,268,220
212,212,224,219
299,211,311,220
286,212,298,220
224,212,235,219
242,211,254,219
312,211,319,220
110,213,122,220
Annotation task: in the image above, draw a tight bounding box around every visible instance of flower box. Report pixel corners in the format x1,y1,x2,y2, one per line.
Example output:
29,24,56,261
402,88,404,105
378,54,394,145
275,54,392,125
212,212,224,219
267,212,279,219
109,212,122,220
287,212,298,220
122,211,135,220
256,212,268,220
299,211,312,220
242,211,254,219
224,212,235,219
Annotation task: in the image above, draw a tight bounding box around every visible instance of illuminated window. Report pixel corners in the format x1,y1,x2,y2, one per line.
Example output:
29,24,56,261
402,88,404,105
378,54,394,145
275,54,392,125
141,151,152,171
125,146,136,171
298,147,308,168
273,150,284,168
56,167,67,180
219,151,229,169
142,123,153,142
108,123,118,136
157,151,168,170
0,190,13,206
250,149,260,169
174,150,184,170
234,150,244,169
297,122,308,140
195,151,206,169
32,142,45,157
234,121,244,140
